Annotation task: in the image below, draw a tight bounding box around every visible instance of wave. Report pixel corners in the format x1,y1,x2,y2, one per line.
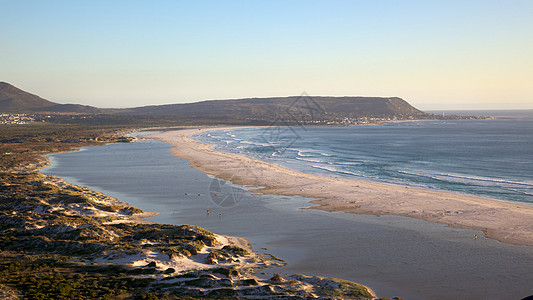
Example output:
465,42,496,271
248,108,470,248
287,148,318,157
297,150,314,157
335,161,362,166
309,164,367,178
197,123,533,203
294,156,325,164
507,188,533,197
239,140,276,148
310,164,342,174
397,170,533,187
443,174,533,187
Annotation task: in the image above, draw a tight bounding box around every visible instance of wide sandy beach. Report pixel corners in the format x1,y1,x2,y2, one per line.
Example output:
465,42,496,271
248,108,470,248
148,127,533,246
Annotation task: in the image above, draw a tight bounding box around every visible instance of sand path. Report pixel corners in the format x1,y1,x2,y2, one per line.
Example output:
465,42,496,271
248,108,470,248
148,128,533,246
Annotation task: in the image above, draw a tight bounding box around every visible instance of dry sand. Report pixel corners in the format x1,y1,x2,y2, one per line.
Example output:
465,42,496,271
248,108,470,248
90,233,268,273
148,128,533,246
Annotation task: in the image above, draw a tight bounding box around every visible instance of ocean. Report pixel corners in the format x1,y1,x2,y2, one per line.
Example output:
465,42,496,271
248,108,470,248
194,117,533,204
41,112,533,299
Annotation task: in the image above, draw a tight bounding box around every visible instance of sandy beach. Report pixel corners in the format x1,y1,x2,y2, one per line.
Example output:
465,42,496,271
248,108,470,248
148,127,533,246
34,136,379,299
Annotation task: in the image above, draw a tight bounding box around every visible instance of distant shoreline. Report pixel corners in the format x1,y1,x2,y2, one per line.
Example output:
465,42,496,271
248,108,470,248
147,127,533,246
425,109,533,118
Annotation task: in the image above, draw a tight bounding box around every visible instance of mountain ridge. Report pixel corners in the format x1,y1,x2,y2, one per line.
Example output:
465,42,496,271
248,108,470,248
118,95,427,120
0,82,430,122
0,82,57,112
0,82,102,114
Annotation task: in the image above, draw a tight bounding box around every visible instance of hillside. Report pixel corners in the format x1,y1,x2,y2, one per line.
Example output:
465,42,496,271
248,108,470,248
1,82,432,124
0,82,56,112
121,96,430,123
0,82,101,113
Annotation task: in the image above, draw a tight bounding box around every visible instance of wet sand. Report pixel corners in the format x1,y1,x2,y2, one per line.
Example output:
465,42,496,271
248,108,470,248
148,127,533,246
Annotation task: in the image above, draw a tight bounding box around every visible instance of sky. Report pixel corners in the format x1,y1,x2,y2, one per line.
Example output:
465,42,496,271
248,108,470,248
1,1,532,110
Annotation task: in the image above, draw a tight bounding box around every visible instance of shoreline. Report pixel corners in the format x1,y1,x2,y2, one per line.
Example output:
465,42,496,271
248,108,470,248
35,137,379,299
147,127,533,246
38,153,161,224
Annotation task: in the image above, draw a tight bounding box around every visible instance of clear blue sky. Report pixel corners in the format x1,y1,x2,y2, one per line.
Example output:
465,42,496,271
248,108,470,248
2,0,532,109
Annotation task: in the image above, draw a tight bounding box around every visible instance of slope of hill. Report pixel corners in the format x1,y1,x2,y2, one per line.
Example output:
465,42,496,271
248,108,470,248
0,82,57,112
1,82,432,123
0,82,101,113
121,96,429,122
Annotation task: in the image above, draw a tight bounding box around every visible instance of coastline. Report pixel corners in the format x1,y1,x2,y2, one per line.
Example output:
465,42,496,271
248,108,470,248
34,140,379,299
147,127,533,246
32,147,161,223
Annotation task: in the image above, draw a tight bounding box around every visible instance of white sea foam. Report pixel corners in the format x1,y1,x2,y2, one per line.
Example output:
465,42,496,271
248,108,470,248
336,161,362,166
298,151,312,157
239,140,273,147
397,170,533,187
204,120,533,203
310,164,339,173
294,157,325,164
297,150,314,157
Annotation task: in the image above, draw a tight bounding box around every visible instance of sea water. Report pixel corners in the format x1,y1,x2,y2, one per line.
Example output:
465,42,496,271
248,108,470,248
194,117,533,204
42,113,533,299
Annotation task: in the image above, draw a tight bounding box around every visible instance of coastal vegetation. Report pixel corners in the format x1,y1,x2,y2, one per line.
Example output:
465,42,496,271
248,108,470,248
0,123,386,299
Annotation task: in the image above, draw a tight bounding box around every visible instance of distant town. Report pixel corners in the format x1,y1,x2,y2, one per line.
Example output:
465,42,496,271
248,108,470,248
0,113,38,125
1,112,490,127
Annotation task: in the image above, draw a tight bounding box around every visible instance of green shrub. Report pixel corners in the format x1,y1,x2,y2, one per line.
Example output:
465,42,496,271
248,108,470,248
239,278,259,286
212,267,239,277
222,245,249,257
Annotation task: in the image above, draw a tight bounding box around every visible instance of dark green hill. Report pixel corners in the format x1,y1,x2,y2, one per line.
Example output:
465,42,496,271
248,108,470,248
0,82,101,113
0,82,56,112
121,95,429,121
0,82,431,123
